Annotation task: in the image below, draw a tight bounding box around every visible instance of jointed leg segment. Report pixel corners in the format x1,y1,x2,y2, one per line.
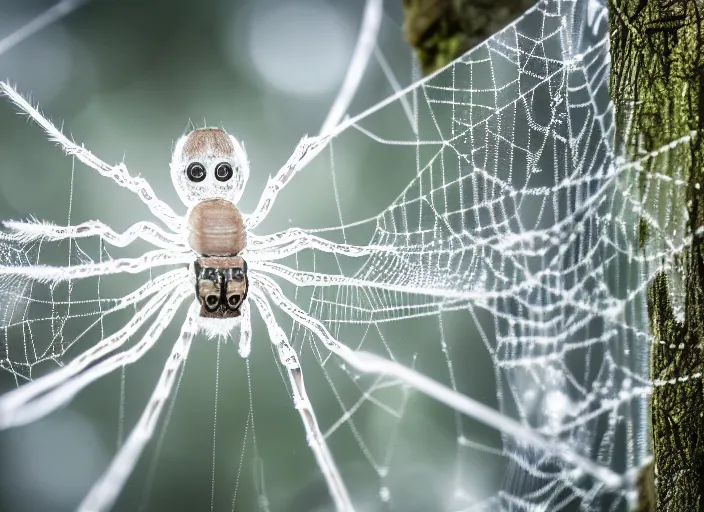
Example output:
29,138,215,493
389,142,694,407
0,249,192,283
249,287,354,512
0,283,190,429
249,274,631,492
3,219,186,251
78,301,198,512
244,135,332,231
249,272,348,355
0,82,182,232
238,300,252,358
247,227,399,261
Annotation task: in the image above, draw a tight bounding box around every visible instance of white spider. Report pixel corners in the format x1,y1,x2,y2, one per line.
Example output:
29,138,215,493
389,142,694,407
0,83,365,509
0,2,386,508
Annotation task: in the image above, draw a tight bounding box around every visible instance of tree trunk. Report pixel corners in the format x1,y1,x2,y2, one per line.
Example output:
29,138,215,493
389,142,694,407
402,0,533,74
608,0,704,510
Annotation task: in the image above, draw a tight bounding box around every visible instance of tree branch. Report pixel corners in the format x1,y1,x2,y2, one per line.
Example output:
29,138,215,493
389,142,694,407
402,0,533,74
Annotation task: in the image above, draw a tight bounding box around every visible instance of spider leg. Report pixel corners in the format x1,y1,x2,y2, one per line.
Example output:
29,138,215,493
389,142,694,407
78,300,197,512
2,219,186,251
237,300,252,358
0,283,189,429
249,272,348,354
244,135,332,231
0,270,188,428
247,228,399,261
249,287,354,512
250,260,482,302
0,82,182,231
0,249,192,283
251,272,630,490
245,0,380,232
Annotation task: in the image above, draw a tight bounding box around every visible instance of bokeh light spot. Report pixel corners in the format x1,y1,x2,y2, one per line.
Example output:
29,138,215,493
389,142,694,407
240,0,355,95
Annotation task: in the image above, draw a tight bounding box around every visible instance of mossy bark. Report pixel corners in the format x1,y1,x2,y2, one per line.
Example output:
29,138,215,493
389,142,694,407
609,1,704,510
402,0,533,74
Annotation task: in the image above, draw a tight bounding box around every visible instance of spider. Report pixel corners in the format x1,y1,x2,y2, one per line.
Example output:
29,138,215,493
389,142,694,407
0,0,406,508
0,73,394,511
0,88,380,510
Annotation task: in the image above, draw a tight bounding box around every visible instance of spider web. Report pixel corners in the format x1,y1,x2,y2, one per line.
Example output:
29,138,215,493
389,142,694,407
270,0,654,509
0,0,669,510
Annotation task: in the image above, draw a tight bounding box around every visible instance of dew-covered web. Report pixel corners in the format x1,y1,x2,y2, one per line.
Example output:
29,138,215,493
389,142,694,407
0,0,673,510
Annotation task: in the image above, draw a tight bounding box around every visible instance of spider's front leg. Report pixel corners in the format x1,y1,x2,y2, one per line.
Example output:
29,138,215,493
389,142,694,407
2,219,187,251
249,287,354,512
247,227,401,261
0,82,182,231
243,0,384,231
245,135,332,231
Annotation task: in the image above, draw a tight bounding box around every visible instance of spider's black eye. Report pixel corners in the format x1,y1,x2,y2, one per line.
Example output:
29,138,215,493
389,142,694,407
205,294,219,309
215,162,233,182
228,294,241,307
232,268,244,281
187,162,206,182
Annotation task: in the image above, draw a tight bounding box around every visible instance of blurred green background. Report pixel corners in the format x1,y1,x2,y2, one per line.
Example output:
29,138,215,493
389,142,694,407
0,1,503,511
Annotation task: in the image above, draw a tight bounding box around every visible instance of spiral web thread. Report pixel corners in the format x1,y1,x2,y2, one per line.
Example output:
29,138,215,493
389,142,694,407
0,0,683,510
284,0,658,509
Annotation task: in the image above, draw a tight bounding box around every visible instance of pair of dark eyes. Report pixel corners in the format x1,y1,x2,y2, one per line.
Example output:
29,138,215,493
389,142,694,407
186,162,234,183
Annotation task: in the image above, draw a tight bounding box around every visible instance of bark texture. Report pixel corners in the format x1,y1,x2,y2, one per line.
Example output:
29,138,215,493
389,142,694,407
402,0,533,74
609,1,704,510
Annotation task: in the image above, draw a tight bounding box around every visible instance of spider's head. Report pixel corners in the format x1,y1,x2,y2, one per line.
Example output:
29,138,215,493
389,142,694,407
170,127,249,208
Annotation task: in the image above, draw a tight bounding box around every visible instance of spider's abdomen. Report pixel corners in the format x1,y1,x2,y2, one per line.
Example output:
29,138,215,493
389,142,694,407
187,198,246,256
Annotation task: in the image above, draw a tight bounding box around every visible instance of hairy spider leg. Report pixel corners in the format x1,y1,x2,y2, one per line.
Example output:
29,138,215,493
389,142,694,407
3,219,187,251
238,300,252,358
79,300,198,512
251,274,631,491
245,135,332,231
247,227,400,262
249,287,354,512
0,269,188,428
1,284,190,429
0,249,192,283
0,82,183,232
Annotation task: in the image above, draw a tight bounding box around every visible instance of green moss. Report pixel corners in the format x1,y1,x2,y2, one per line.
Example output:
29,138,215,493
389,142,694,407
425,32,467,72
402,0,533,75
647,272,679,343
635,460,656,512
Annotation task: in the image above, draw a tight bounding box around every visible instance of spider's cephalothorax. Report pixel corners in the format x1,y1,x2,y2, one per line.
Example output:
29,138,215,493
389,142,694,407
173,127,250,318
